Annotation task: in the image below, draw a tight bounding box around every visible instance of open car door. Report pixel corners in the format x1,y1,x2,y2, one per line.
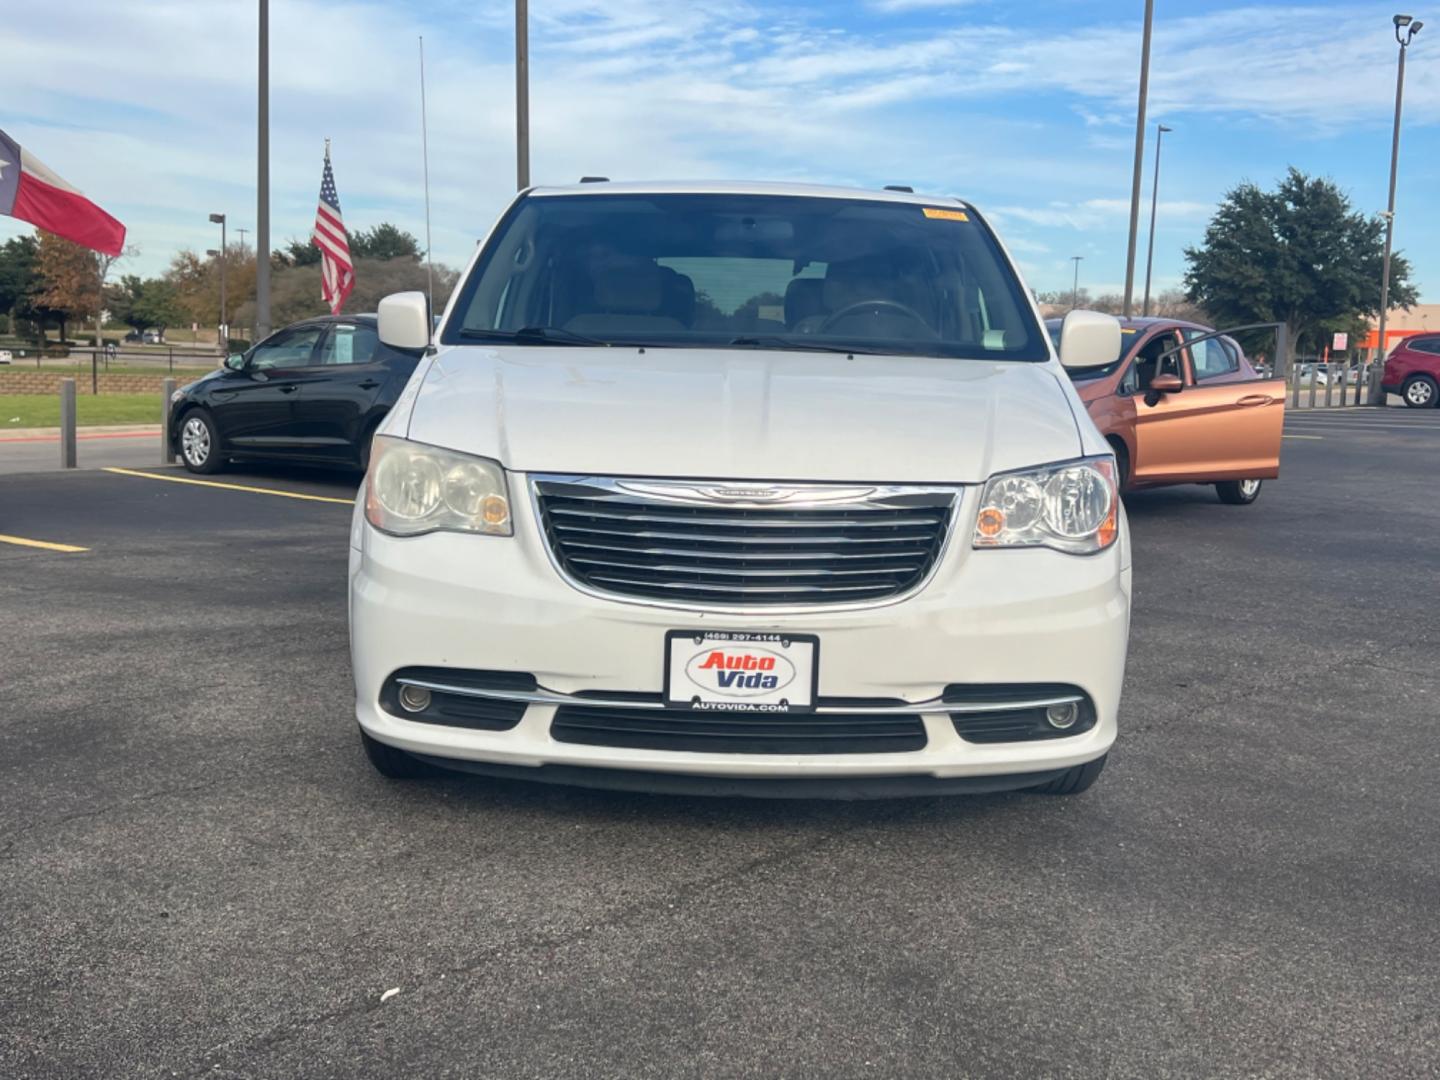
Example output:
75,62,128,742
1131,326,1285,486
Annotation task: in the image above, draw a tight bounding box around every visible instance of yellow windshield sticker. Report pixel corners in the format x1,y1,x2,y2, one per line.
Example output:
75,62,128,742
922,207,969,221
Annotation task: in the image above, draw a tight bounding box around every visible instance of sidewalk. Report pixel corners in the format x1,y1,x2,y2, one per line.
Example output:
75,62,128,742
0,424,162,443
0,424,167,475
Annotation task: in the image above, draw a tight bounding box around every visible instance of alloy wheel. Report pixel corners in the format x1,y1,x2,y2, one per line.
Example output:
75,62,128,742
182,417,210,467
1407,380,1433,406
1240,479,1261,499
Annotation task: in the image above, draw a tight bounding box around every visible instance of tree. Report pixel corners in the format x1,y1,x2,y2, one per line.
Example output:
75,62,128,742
278,237,321,267
107,274,147,333
132,279,186,337
350,223,422,262
264,255,457,327
276,222,423,267
166,246,258,330
0,234,40,335
33,232,101,341
1184,168,1418,358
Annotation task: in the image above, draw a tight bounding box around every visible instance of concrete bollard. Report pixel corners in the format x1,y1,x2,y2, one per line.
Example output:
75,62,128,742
161,378,176,465
60,378,77,469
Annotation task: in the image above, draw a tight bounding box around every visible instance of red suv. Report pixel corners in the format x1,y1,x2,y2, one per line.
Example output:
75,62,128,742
1382,334,1440,408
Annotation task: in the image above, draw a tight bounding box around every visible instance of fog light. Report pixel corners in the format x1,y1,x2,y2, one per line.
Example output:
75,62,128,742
1045,701,1079,730
398,685,432,713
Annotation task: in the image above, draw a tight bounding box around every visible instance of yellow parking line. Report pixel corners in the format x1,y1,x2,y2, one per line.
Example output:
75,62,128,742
103,467,354,505
0,533,89,553
1282,434,1323,440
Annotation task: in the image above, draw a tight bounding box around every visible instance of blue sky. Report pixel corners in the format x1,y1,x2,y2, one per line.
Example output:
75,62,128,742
3,0,1437,301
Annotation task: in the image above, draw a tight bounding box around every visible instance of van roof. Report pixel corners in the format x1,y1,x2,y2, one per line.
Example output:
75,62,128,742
525,179,971,210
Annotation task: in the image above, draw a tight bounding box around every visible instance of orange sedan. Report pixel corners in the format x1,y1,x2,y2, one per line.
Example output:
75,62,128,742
1048,317,1286,505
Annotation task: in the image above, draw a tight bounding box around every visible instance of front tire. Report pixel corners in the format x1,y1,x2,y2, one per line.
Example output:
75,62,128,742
178,410,224,474
359,727,432,779
1401,375,1437,409
1216,478,1262,505
1031,754,1107,795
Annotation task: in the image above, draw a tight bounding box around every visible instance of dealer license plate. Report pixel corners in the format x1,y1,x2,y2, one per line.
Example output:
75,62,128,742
664,631,819,713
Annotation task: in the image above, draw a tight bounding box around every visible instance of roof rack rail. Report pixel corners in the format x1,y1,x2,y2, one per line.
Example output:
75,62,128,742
884,185,914,193
579,176,610,183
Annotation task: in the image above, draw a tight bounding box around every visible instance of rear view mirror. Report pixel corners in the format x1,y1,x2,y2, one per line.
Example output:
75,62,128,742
377,292,432,352
1058,310,1122,370
1145,372,1183,406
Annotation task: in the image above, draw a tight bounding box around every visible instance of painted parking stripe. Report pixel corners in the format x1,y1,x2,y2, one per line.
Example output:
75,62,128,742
1282,434,1323,440
0,533,89,553
103,467,355,505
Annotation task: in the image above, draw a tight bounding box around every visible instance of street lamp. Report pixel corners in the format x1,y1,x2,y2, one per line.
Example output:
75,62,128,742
516,0,529,189
1122,0,1156,317
1071,256,1085,311
1142,124,1173,317
209,212,227,347
1369,13,1423,405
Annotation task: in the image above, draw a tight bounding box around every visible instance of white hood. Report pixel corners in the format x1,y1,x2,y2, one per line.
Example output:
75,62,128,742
404,346,1083,484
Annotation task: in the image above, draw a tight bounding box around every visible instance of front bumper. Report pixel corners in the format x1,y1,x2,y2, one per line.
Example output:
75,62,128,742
349,483,1131,789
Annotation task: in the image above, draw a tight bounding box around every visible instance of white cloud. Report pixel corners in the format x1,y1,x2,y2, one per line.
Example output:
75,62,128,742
0,0,1430,300
868,0,983,11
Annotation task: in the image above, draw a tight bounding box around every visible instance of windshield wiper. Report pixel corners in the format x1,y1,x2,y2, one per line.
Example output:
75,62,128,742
457,326,615,347
728,336,887,355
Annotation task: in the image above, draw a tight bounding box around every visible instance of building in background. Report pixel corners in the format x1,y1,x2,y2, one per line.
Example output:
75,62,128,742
1364,304,1440,356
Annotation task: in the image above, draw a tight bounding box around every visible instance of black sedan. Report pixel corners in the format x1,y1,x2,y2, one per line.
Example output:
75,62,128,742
169,314,422,474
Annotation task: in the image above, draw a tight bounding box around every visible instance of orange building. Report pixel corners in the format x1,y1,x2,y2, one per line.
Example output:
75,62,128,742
1362,304,1440,355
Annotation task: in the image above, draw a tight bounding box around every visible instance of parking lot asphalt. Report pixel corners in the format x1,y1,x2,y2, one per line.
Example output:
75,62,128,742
2,408,1438,1079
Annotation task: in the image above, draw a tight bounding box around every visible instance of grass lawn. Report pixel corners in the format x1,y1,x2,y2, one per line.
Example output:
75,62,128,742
1,394,164,429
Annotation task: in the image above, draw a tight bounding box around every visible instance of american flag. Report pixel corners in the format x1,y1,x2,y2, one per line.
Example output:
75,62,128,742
311,147,354,315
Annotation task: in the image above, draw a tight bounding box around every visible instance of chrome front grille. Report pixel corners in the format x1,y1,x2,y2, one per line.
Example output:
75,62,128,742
532,476,956,608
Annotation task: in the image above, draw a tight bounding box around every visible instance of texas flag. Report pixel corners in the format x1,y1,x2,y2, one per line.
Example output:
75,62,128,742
0,129,126,257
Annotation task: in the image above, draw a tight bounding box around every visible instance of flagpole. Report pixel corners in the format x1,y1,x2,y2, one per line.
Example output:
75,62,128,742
256,0,271,340
419,36,435,322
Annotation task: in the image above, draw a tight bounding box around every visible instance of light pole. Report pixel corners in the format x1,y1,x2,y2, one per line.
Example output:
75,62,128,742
1369,13,1423,405
1122,0,1155,317
209,213,227,347
1142,124,1173,317
516,0,530,190
256,0,271,340
1071,256,1084,310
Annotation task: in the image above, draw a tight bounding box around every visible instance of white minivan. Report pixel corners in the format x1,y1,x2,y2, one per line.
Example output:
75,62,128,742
349,181,1130,798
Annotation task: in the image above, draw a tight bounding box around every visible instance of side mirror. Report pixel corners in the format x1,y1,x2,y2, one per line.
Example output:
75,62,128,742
224,353,246,371
1144,372,1183,406
377,292,432,352
1057,310,1123,370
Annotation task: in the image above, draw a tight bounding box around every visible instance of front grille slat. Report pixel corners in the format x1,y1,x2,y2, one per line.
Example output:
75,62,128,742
583,574,902,596
552,704,927,754
561,540,934,562
569,557,923,579
536,479,954,608
547,506,947,529
552,523,940,546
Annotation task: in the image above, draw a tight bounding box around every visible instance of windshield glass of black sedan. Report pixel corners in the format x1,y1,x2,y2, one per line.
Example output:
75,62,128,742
445,193,1047,361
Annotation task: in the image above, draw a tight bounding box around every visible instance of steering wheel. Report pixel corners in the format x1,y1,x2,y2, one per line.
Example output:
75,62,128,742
818,299,934,336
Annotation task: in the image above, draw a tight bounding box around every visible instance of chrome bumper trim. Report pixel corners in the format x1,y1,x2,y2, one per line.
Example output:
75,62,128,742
394,676,1082,717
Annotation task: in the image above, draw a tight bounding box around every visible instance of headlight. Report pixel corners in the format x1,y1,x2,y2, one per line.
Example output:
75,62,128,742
973,456,1118,554
364,436,512,537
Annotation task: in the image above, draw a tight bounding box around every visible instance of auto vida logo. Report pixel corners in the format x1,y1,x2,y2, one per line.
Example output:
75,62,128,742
685,648,796,695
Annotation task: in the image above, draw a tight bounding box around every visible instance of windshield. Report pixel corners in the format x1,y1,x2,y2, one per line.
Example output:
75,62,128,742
1048,321,1137,381
443,193,1047,361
